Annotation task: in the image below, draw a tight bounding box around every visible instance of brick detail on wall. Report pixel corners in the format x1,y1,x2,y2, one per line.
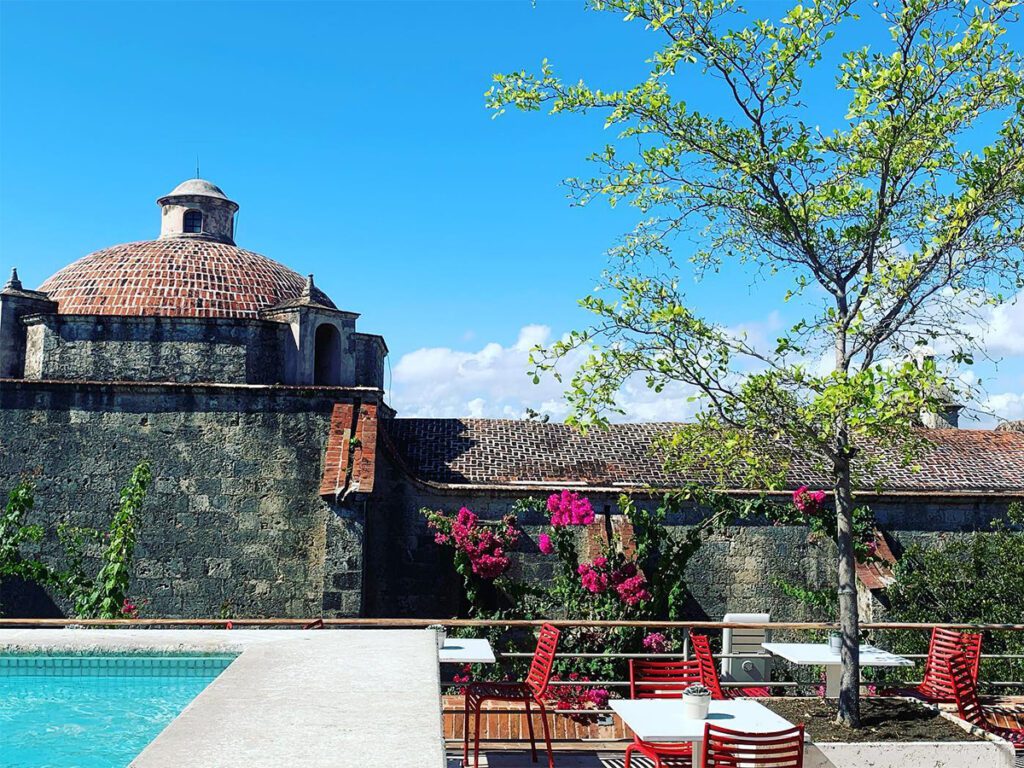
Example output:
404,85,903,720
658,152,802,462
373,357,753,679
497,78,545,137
352,403,378,493
581,516,609,562
319,403,355,496
319,401,379,498
612,516,636,559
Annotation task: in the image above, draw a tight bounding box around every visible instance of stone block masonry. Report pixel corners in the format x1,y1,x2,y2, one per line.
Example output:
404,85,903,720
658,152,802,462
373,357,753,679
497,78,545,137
0,379,377,619
363,442,1021,620
21,314,290,384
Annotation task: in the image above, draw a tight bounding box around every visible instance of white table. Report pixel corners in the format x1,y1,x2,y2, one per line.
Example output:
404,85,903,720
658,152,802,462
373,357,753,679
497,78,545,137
611,699,797,768
438,637,495,664
761,642,914,697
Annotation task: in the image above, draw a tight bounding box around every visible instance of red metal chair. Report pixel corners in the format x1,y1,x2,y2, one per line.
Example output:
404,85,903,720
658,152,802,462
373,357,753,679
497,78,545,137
630,658,704,698
701,722,805,767
882,627,981,703
689,631,772,699
463,623,559,768
624,658,704,767
947,651,1024,753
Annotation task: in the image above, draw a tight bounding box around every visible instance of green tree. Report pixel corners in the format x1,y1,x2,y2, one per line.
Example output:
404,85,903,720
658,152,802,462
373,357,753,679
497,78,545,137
881,503,1024,690
487,0,1024,726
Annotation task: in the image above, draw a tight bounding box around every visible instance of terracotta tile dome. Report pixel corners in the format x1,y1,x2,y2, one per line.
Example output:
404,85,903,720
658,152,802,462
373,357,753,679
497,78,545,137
39,239,336,318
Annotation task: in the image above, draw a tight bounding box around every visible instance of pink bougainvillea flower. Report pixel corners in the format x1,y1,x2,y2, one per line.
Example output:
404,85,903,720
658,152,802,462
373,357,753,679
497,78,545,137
538,533,554,555
550,673,610,716
427,506,519,580
584,687,611,709
578,561,610,593
642,632,667,654
793,486,828,515
547,490,595,527
615,573,651,606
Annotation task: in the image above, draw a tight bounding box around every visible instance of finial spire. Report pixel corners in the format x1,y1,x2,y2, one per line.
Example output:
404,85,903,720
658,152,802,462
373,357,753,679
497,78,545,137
302,274,314,298
196,156,200,179
4,267,21,291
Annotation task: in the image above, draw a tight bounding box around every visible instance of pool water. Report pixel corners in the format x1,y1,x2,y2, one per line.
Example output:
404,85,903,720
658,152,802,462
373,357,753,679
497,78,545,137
0,654,236,768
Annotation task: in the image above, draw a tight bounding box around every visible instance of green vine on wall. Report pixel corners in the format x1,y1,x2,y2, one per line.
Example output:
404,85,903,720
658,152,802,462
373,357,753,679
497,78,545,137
0,460,152,620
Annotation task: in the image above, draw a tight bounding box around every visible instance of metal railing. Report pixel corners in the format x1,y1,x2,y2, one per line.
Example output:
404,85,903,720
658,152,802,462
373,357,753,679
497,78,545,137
3,616,1022,738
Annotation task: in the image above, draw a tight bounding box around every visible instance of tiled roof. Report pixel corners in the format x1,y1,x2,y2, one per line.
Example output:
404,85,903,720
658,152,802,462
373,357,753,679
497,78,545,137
385,418,1024,494
39,239,335,318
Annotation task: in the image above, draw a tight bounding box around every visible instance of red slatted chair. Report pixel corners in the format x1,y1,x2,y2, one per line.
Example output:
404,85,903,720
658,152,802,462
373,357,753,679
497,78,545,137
624,658,704,767
947,652,1024,753
689,631,772,699
882,627,981,702
630,658,704,698
463,623,560,768
701,722,805,767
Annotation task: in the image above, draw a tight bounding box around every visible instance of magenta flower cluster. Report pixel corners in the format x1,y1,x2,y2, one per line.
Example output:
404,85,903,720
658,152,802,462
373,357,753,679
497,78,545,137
793,485,827,515
547,490,595,527
551,672,610,713
577,557,651,606
578,556,610,593
538,533,554,555
642,632,668,654
427,507,520,579
451,663,473,695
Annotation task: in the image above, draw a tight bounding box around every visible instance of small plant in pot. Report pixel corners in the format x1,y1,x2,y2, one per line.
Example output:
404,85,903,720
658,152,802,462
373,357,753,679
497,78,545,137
683,684,712,720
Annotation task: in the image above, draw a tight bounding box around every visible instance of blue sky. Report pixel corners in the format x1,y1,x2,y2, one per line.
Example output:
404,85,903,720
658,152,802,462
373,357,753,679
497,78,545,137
2,1,1022,425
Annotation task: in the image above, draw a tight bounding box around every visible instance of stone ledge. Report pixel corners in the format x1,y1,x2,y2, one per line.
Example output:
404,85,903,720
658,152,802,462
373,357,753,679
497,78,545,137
0,377,385,396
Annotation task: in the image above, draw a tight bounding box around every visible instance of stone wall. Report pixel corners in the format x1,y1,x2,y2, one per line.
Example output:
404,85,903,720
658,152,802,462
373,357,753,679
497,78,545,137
21,315,290,384
351,333,387,390
0,289,57,378
2,380,1018,623
363,447,1019,620
0,380,371,619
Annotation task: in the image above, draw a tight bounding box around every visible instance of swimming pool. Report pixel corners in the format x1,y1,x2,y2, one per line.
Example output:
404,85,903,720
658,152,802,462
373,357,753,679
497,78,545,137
0,653,236,768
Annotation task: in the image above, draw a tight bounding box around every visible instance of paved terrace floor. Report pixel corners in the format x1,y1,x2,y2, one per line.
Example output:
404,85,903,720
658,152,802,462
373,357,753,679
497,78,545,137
0,629,445,768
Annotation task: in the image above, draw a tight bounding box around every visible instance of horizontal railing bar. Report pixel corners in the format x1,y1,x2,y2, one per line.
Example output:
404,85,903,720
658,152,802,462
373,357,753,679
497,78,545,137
444,679,1023,689
497,651,1024,661
442,680,800,688
3,617,1024,631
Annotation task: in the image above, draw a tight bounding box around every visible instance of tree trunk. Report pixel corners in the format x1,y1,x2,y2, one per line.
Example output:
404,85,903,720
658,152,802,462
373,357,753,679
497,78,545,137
834,449,861,728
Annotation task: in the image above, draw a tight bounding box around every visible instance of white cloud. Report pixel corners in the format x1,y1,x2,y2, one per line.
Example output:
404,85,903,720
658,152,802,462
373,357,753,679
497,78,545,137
389,324,701,422
388,298,1024,428
725,310,784,354
982,392,1024,424
982,294,1024,356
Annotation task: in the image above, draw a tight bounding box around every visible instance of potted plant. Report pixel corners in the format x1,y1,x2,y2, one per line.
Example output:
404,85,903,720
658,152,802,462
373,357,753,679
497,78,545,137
683,684,712,720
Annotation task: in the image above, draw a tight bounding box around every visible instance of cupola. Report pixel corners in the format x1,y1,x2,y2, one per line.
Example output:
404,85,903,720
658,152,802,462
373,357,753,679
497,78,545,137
157,178,239,244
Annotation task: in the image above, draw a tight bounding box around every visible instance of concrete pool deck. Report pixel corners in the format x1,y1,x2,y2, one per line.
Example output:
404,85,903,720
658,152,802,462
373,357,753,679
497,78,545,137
0,628,446,768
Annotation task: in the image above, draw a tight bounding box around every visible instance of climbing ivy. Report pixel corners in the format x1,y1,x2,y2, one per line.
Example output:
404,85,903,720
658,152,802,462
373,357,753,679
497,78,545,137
0,461,152,620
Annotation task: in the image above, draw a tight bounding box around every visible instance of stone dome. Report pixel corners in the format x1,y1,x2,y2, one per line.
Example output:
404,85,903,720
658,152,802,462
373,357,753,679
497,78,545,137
165,178,230,200
39,239,336,318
